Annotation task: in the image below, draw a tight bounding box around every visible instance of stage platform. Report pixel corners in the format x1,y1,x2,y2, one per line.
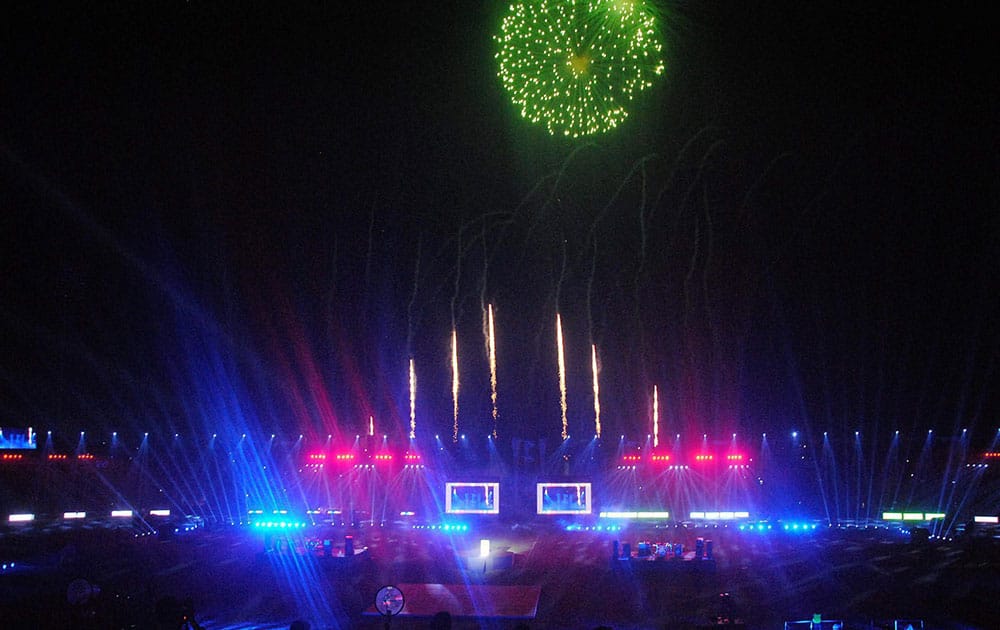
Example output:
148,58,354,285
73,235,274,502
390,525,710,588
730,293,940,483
364,583,540,620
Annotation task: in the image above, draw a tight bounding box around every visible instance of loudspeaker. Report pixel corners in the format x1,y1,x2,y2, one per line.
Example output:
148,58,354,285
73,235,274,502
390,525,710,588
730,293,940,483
344,535,354,556
622,542,631,558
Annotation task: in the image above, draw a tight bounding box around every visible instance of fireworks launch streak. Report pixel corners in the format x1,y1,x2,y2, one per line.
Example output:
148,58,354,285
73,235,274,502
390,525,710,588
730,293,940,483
488,304,499,438
591,344,601,439
452,329,460,443
653,385,659,448
409,360,416,439
557,313,568,440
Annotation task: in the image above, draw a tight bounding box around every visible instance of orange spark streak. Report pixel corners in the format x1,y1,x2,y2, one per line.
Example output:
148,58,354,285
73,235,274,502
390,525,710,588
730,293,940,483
488,304,498,438
557,313,568,440
653,385,659,448
408,359,416,439
452,329,459,442
591,344,601,439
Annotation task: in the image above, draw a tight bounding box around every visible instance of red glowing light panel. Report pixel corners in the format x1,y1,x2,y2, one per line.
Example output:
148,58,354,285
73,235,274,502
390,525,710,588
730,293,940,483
1,453,24,461
984,452,1000,458
726,454,744,461
404,453,422,461
308,453,327,461
621,455,641,463
445,482,500,514
651,455,671,463
334,453,355,461
48,454,68,460
374,454,393,461
694,454,714,462
76,453,94,460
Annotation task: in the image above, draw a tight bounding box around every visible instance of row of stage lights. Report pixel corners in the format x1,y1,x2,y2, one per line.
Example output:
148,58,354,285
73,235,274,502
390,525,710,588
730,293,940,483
619,453,748,465
1,453,96,462
6,508,175,524
9,508,1000,531
307,453,422,462
12,427,1000,446
13,431,1000,458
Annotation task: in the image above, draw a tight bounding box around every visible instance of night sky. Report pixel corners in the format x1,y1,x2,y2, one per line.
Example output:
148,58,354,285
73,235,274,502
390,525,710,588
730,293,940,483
2,3,997,450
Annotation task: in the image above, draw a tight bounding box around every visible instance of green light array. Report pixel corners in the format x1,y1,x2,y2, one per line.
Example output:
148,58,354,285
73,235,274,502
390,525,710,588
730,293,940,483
495,0,665,138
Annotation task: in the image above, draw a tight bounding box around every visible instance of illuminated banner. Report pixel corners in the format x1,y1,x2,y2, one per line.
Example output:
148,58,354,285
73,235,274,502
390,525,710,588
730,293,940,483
445,482,499,514
0,427,36,450
537,482,592,515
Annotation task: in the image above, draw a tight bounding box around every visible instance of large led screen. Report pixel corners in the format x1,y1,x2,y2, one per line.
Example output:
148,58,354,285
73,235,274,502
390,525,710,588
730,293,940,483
537,482,592,515
445,482,500,514
0,427,36,450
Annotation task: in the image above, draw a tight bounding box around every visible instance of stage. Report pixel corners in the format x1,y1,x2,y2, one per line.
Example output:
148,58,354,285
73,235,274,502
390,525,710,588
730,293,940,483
363,583,540,621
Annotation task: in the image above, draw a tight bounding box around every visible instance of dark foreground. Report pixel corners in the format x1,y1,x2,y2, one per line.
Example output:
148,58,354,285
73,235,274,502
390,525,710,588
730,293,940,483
1,522,997,629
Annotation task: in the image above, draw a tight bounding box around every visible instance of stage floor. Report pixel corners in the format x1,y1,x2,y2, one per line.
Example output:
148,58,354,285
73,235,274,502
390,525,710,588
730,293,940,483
2,523,999,629
364,583,540,619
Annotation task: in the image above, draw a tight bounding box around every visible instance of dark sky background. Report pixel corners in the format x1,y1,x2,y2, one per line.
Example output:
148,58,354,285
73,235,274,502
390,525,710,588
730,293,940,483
2,2,997,451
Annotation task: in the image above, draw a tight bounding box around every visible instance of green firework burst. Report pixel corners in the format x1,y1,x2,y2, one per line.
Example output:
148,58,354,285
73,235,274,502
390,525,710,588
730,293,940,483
495,0,665,138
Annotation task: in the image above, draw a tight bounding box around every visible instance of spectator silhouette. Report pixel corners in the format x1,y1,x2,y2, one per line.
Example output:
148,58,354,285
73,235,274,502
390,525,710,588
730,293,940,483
429,610,452,629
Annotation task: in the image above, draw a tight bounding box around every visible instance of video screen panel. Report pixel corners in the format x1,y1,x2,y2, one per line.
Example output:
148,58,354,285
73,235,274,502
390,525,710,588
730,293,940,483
0,427,36,450
537,482,592,515
445,482,499,514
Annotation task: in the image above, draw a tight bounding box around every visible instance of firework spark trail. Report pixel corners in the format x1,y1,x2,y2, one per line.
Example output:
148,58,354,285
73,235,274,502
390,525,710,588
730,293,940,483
451,329,459,443
653,385,659,448
450,226,463,443
408,360,416,439
586,234,597,345
369,415,375,437
488,304,499,438
591,343,601,439
364,197,375,292
522,143,596,250
637,159,649,277
582,153,658,265
557,313,568,440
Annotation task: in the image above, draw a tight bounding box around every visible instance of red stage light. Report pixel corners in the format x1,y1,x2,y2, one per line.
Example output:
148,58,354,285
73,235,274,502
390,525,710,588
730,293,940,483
2,453,24,461
335,453,355,460
694,454,714,462
48,454,68,461
374,454,393,461
621,455,641,463
308,453,327,461
651,455,670,462
726,454,744,461
404,453,422,461
76,453,94,460
984,452,1000,458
